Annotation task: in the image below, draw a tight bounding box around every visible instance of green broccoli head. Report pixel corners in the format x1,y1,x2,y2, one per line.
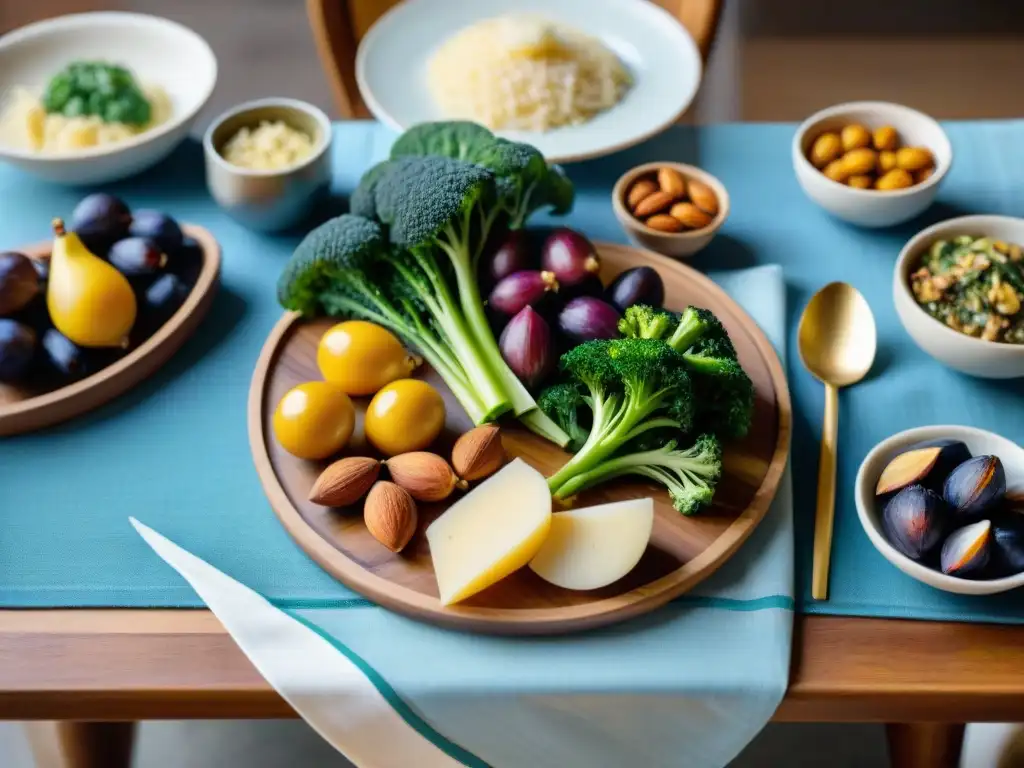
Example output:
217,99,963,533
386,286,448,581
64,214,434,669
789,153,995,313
618,304,677,340
669,306,733,354
388,121,574,228
277,214,386,316
371,156,496,250
350,159,392,219
559,340,619,390
607,338,694,433
389,121,496,162
537,381,589,453
689,356,755,440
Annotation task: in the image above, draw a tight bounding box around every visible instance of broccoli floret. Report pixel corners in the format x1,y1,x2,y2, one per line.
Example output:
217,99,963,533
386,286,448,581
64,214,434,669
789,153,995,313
546,339,697,500
620,304,753,439
349,159,390,219
619,304,676,340
389,121,495,162
537,382,589,453
552,434,722,515
277,214,386,317
388,121,574,228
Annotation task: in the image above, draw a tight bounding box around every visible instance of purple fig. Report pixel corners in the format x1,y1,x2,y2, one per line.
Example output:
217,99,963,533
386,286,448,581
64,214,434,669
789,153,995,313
558,297,622,344
541,228,600,287
499,306,554,388
483,230,533,287
606,266,664,312
489,270,559,317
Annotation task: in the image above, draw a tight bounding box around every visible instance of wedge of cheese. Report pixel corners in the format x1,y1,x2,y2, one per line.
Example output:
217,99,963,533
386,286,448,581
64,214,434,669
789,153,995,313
426,459,551,606
529,498,654,590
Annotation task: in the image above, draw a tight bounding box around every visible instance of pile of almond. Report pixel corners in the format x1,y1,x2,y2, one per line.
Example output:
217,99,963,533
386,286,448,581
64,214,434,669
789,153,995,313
807,123,936,191
624,167,720,233
307,424,505,553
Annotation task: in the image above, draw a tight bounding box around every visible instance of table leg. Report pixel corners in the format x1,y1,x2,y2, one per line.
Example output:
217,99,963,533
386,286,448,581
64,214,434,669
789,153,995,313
25,721,136,768
886,722,965,768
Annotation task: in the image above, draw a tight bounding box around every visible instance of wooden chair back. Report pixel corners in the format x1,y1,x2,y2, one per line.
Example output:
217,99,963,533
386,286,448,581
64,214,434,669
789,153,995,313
307,0,723,118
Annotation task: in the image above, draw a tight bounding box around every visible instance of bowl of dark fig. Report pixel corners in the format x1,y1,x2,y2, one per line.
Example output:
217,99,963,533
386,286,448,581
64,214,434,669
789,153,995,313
855,424,1024,595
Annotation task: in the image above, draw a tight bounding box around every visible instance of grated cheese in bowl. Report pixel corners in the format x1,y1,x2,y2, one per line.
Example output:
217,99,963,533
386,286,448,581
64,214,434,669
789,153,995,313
427,15,632,133
221,120,315,171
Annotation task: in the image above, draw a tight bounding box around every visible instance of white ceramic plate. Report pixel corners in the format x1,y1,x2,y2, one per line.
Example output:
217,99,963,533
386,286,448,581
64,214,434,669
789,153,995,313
855,425,1024,595
0,12,217,185
356,0,702,163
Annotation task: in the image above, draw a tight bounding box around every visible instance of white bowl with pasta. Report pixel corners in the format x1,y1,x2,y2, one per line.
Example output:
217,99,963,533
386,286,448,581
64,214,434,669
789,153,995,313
355,0,702,163
0,12,217,186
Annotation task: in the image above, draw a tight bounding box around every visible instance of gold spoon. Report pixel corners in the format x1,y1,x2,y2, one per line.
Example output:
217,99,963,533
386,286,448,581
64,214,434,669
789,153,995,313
798,282,877,601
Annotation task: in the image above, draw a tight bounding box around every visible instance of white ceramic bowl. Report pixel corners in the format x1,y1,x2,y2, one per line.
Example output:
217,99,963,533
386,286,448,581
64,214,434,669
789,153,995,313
793,101,951,228
355,0,701,163
894,215,1024,378
0,12,217,186
855,425,1024,596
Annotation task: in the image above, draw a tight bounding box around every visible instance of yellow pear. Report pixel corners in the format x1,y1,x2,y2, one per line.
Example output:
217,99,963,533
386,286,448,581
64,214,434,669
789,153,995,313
47,218,137,348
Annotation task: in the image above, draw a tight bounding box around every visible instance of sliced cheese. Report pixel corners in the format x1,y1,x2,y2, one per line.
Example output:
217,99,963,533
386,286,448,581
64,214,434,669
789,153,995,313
426,458,551,606
529,498,654,591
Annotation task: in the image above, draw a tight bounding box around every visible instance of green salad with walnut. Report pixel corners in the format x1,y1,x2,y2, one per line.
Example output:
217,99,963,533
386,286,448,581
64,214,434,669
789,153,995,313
911,235,1024,344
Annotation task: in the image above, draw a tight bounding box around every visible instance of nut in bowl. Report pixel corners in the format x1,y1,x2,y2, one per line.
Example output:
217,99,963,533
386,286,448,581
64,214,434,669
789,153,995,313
203,98,332,233
612,162,729,259
894,215,1024,378
855,425,1024,596
793,101,951,228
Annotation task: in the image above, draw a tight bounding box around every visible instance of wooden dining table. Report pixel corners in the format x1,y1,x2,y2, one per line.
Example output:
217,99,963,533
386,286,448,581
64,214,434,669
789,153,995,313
1,608,1021,767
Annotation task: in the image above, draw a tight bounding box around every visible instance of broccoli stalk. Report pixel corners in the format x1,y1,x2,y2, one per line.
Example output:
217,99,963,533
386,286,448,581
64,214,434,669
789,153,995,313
542,339,719,513
552,434,723,516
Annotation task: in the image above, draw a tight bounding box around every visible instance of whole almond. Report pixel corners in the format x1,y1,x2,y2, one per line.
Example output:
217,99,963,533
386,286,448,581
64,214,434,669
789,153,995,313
452,424,504,481
645,214,684,233
656,167,687,199
384,451,467,502
669,202,713,230
364,481,417,553
686,179,719,216
309,456,381,507
632,190,675,218
626,178,657,210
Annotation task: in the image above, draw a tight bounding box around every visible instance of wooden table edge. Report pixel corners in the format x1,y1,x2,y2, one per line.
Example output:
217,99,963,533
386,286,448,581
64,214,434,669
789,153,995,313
2,609,1024,722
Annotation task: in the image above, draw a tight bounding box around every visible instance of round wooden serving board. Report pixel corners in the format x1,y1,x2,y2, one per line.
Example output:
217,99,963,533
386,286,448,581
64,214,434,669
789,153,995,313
0,225,220,436
249,242,791,635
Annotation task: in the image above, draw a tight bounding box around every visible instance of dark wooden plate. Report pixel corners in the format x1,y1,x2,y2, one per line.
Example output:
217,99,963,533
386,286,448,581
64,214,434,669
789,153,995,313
248,242,791,634
0,225,220,436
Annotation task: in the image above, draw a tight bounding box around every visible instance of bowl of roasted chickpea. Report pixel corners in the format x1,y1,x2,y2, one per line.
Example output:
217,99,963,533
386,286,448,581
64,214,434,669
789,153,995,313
793,101,952,228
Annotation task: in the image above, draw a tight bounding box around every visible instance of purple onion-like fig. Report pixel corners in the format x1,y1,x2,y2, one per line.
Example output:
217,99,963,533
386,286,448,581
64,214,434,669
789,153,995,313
483,230,533,287
940,519,992,577
881,484,946,560
943,455,1006,518
499,306,554,388
606,266,665,312
558,297,622,344
875,439,971,497
541,228,601,287
992,512,1024,576
489,270,559,317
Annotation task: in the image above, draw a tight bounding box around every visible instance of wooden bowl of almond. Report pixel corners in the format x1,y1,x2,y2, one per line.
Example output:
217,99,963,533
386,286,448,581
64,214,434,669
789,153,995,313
612,161,729,258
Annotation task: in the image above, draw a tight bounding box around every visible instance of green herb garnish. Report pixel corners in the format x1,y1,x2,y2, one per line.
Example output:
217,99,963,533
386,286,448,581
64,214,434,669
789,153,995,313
42,61,152,126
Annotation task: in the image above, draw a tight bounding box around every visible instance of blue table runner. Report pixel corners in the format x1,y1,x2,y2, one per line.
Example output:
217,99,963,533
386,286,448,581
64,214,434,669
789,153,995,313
2,120,1024,626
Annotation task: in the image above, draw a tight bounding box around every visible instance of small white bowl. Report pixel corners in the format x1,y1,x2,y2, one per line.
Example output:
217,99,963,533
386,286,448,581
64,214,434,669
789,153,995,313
855,424,1024,596
0,12,217,186
894,215,1024,379
203,98,332,233
793,101,951,228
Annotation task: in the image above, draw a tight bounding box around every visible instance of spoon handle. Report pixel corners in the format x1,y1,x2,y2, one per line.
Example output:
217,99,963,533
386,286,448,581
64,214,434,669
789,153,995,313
811,382,839,601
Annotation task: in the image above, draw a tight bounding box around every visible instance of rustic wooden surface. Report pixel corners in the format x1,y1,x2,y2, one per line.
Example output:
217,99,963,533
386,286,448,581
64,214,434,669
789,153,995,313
249,242,791,634
3,611,1024,723
307,0,723,119
0,225,221,436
